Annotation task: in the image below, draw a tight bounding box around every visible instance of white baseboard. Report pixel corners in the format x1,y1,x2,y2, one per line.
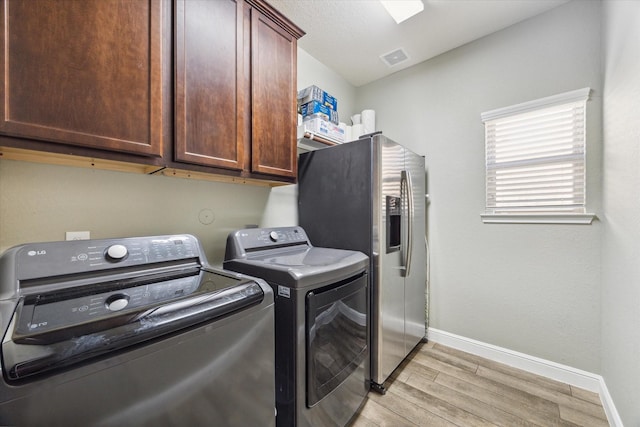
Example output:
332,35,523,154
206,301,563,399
427,327,623,427
597,377,624,427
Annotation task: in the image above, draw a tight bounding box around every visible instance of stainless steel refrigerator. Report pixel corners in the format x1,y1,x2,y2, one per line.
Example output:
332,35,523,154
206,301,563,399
298,132,426,393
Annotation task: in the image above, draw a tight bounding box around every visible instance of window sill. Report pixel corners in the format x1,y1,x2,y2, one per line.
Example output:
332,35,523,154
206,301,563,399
480,213,597,225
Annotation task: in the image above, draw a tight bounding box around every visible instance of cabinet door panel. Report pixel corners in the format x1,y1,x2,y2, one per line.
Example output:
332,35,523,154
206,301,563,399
175,0,245,170
0,0,164,157
250,9,297,178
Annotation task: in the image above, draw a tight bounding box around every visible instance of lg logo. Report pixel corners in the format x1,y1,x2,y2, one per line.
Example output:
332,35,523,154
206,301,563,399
27,250,47,256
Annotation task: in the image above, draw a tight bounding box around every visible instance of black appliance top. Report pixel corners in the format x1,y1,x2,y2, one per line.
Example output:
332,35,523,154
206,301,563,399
0,235,266,382
223,226,369,288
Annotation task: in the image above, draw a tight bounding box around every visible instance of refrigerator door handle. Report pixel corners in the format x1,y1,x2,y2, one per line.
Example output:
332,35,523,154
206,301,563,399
401,170,414,277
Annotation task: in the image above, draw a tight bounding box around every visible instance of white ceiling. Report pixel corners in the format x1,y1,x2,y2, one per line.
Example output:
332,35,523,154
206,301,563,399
269,0,570,87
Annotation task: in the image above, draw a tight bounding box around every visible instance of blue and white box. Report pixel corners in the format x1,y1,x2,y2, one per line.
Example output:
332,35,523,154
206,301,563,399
297,85,338,111
300,101,340,124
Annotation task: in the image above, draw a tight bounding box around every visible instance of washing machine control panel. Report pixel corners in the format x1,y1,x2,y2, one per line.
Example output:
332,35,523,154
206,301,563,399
4,234,213,344
13,235,200,281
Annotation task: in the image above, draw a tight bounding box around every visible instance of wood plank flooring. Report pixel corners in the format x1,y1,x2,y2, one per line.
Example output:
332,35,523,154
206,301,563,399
348,342,609,427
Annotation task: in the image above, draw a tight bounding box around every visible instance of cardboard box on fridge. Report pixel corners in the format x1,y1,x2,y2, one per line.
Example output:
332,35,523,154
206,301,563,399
303,117,345,142
299,101,339,124
297,85,338,111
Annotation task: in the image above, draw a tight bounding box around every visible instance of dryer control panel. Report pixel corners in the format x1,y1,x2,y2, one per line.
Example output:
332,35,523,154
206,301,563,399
226,226,310,258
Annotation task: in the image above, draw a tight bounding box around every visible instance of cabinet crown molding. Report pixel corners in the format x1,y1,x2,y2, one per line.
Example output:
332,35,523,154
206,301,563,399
246,0,305,39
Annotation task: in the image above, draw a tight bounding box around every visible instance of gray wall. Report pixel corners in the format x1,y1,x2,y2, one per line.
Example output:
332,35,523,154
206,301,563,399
0,160,270,266
355,0,603,373
601,1,640,425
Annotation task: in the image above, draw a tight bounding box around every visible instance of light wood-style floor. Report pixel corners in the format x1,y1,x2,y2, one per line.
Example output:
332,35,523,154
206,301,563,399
349,341,609,427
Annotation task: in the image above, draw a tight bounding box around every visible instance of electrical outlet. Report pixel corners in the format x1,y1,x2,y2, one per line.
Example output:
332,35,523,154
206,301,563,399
66,231,90,241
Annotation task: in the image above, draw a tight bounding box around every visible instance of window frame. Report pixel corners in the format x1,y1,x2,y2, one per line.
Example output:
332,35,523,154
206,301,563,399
480,88,596,225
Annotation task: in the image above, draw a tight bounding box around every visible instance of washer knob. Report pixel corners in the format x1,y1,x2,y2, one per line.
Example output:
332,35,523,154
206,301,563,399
106,244,128,260
269,231,279,242
105,294,130,311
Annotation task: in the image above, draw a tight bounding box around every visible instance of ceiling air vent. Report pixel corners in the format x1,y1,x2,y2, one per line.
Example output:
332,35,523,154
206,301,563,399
380,48,409,67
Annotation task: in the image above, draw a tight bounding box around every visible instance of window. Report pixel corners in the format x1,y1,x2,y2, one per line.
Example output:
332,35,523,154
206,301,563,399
480,88,595,224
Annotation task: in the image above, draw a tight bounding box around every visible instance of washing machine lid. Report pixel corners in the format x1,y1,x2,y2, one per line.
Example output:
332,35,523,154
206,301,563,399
0,235,269,382
223,227,369,288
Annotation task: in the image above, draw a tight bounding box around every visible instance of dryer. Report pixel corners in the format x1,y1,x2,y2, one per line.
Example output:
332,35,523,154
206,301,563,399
224,226,369,427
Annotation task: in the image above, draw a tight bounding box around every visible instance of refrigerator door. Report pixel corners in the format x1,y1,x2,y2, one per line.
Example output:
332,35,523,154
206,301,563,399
403,149,427,350
372,136,406,385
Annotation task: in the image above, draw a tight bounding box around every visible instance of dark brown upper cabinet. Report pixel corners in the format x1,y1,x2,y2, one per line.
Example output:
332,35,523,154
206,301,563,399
0,0,166,157
174,0,245,171
250,5,299,179
175,0,303,181
0,0,303,184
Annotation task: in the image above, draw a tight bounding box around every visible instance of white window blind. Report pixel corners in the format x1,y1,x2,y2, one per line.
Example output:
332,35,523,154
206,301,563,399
481,88,590,216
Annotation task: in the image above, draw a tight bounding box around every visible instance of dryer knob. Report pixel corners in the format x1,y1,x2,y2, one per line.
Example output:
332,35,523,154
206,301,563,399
106,244,128,260
269,231,279,242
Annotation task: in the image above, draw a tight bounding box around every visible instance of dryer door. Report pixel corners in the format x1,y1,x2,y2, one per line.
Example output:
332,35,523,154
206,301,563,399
305,273,367,407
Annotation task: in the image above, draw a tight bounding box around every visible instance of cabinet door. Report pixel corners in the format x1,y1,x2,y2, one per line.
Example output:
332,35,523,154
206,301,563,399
175,0,245,170
250,8,297,179
0,0,165,157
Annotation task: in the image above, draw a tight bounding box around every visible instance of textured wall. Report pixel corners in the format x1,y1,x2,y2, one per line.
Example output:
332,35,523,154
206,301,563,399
355,0,603,372
0,160,269,266
601,1,640,424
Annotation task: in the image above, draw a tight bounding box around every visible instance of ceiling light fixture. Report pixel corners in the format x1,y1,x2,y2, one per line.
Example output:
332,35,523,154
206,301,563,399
380,0,424,24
